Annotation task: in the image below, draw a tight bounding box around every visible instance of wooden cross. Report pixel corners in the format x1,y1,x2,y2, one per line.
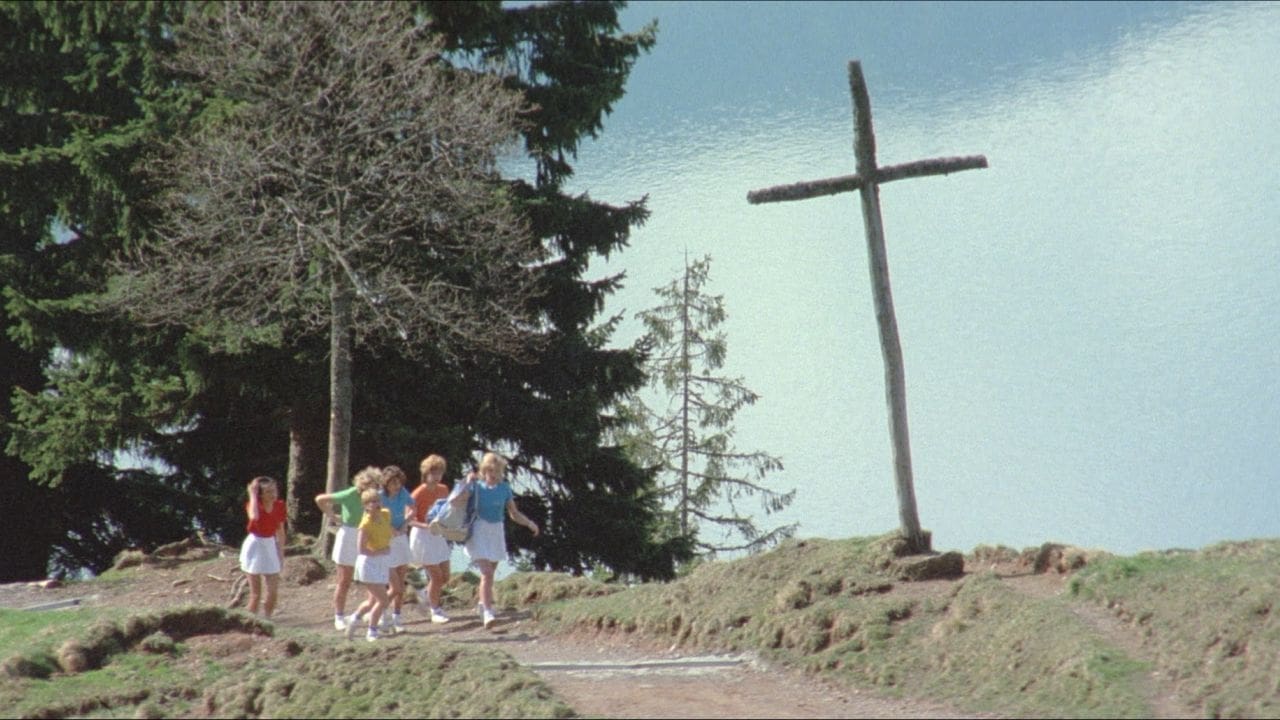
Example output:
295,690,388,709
748,61,987,553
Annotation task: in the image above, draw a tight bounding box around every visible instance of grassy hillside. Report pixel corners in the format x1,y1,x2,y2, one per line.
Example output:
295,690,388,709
517,534,1280,719
1,605,572,718
3,533,1278,718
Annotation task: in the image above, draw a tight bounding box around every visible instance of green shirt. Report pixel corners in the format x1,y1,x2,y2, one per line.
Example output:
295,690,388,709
331,486,365,527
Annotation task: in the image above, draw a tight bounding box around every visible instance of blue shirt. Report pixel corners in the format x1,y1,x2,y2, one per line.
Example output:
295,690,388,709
473,481,514,523
381,487,413,530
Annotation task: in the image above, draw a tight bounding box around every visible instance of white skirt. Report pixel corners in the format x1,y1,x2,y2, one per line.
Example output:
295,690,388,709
388,533,411,567
355,553,390,585
464,519,507,563
239,534,281,575
410,526,451,566
331,525,358,567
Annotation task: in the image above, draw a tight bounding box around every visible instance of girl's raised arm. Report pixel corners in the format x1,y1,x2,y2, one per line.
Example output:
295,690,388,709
247,478,262,520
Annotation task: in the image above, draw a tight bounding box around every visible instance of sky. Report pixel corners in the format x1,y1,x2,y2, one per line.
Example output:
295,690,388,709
554,1,1280,556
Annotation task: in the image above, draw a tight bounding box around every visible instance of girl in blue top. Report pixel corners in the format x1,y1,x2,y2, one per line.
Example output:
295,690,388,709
379,465,414,633
462,452,539,628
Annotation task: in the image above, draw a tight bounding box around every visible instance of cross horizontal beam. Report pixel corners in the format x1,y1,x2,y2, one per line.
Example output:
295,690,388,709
746,154,988,205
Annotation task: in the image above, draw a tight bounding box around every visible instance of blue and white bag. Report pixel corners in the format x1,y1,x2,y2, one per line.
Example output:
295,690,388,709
427,479,477,543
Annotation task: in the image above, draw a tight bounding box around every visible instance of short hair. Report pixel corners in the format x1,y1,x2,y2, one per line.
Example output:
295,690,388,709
382,465,407,489
353,466,382,492
478,452,507,475
360,488,381,505
419,454,446,478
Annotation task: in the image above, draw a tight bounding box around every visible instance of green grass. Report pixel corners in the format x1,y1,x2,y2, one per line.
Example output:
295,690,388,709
2,604,573,719
8,535,1280,718
1069,540,1280,718
525,533,1280,718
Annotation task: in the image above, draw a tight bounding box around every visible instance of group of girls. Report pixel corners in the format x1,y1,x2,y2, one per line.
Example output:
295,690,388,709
309,452,539,642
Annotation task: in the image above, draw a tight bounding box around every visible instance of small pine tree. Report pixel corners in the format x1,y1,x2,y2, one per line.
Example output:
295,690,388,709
617,255,796,557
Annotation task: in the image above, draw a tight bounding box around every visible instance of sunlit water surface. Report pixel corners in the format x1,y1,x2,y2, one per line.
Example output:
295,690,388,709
559,1,1280,556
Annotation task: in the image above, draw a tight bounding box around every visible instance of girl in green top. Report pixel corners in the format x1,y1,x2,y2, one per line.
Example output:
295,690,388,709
315,466,382,631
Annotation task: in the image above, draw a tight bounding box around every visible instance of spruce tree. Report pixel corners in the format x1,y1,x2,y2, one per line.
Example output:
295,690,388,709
2,1,692,579
0,1,225,576
617,255,796,557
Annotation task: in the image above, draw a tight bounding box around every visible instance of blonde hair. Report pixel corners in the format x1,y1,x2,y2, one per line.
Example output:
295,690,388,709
419,454,446,478
360,488,381,505
478,452,507,475
353,466,382,492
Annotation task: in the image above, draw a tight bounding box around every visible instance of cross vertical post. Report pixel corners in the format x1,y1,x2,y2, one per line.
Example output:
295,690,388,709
748,60,987,554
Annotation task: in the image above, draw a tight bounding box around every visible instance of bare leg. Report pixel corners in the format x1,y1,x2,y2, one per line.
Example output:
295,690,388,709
247,573,263,615
476,560,496,609
333,564,354,615
427,562,449,608
353,594,374,620
263,574,280,618
367,584,390,629
389,565,406,614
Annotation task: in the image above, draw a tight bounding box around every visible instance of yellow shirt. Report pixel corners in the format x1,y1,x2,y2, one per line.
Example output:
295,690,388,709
359,508,392,552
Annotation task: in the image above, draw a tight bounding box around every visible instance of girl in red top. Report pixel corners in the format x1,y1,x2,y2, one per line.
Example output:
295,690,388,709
239,476,287,618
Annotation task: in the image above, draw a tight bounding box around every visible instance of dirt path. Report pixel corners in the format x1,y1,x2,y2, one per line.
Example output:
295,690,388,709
7,550,1203,719
2,553,988,719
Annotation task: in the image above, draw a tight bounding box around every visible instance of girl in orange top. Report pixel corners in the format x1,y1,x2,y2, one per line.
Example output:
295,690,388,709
239,476,286,618
408,454,452,623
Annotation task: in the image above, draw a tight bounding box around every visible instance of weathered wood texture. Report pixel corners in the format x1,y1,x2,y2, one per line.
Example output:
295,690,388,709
747,60,988,554
746,156,988,205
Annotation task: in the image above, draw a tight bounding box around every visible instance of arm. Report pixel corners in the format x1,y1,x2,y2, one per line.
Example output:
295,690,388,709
247,479,262,520
314,493,341,525
275,524,287,565
506,499,539,537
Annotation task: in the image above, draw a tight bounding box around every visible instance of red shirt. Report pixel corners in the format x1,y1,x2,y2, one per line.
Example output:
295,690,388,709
411,482,450,522
245,499,287,538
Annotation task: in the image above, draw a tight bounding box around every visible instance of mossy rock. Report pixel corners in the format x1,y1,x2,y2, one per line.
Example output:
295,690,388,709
894,551,965,581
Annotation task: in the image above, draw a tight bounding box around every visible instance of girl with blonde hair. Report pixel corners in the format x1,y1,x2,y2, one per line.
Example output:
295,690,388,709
239,476,286,618
315,466,382,631
460,452,539,628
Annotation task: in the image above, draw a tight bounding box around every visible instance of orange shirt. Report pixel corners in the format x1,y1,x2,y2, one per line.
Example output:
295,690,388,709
245,499,286,538
411,482,450,522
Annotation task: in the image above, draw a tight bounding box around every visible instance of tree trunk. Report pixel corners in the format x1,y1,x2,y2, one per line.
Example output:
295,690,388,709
286,399,326,538
678,257,691,537
320,269,354,557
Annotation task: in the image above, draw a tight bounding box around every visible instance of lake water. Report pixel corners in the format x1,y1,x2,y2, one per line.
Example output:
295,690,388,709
557,1,1280,556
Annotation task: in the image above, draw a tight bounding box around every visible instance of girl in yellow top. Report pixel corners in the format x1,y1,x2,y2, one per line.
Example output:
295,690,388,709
345,489,394,641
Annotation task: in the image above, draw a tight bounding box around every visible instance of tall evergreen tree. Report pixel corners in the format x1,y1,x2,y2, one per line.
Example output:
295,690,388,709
2,2,344,572
0,1,227,578
420,1,694,578
3,0,691,579
104,2,543,536
616,255,796,557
